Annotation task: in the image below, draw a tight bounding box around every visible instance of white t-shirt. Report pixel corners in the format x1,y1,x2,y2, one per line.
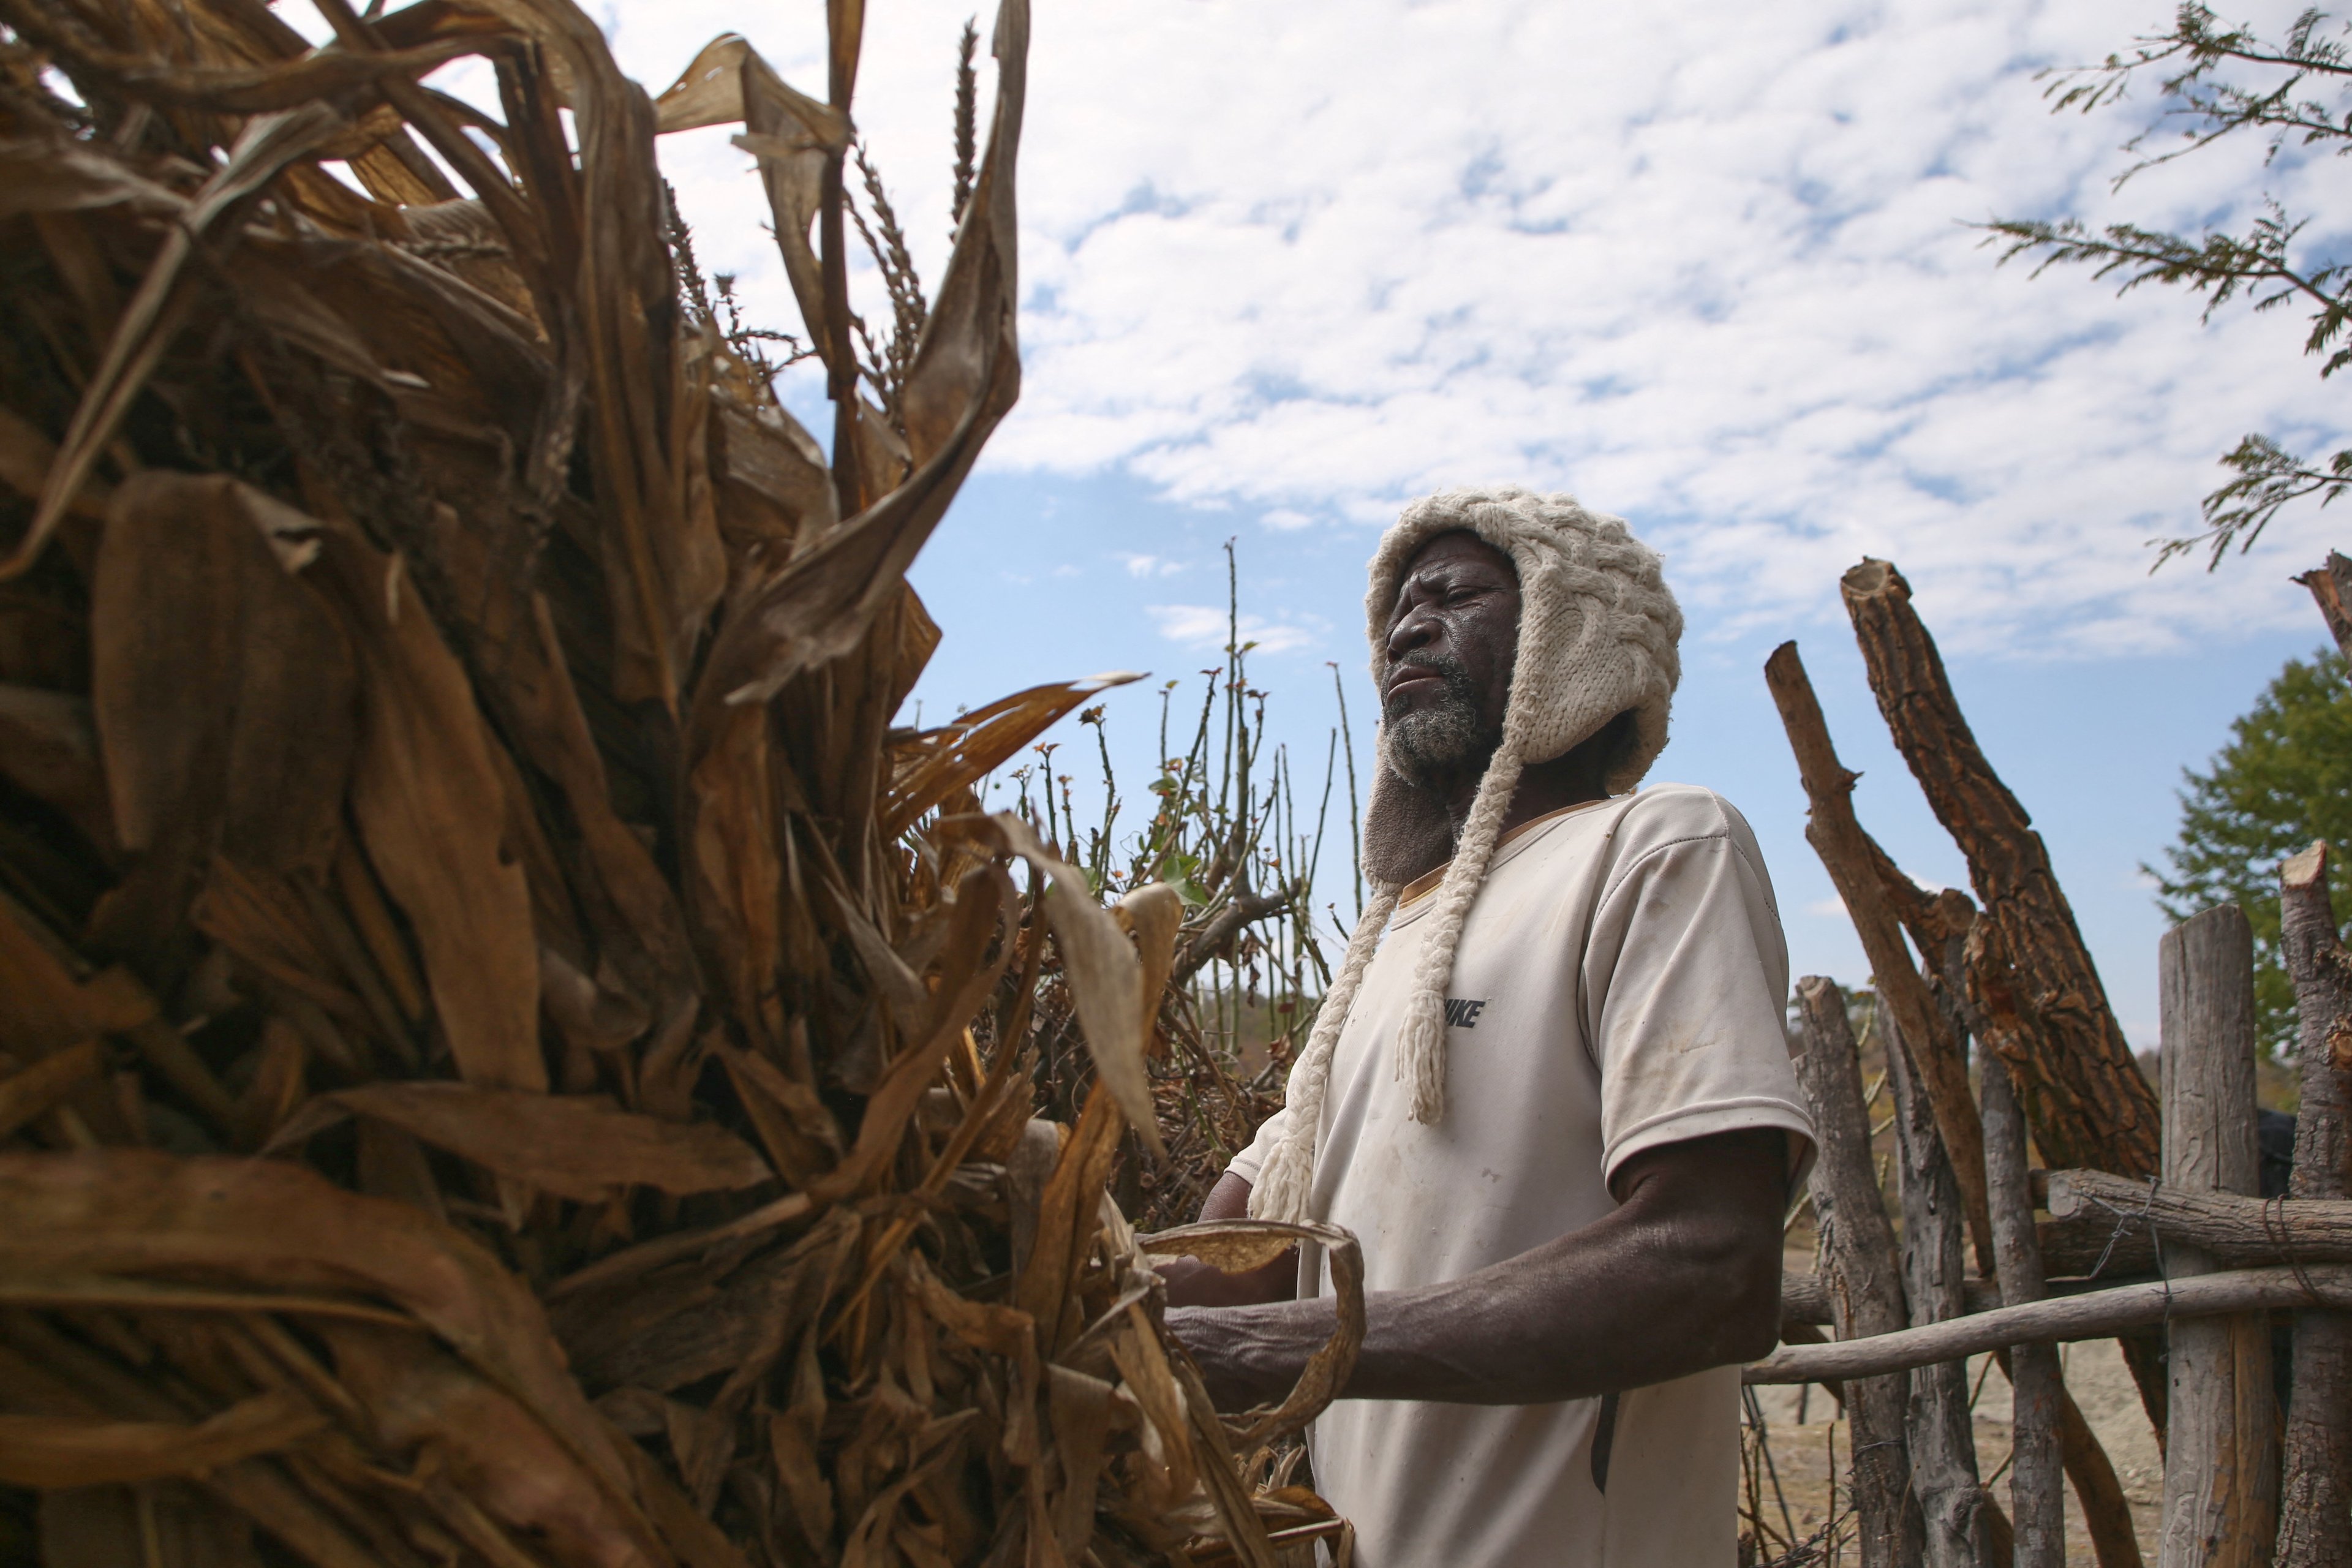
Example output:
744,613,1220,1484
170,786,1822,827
1227,784,1815,1568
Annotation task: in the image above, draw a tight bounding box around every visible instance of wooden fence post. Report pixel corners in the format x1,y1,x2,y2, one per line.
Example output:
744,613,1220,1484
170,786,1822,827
2155,905,2275,1567
1840,557,2168,1437
1885,1015,1996,1568
1793,975,1924,1568
1766,639,1996,1275
2275,843,2352,1568
1982,1054,2062,1568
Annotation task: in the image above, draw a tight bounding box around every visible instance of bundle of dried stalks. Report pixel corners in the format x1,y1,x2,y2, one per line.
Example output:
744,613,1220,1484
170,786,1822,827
0,0,1360,1562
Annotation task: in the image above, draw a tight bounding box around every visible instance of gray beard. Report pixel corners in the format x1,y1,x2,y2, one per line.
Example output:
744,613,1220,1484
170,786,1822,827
1384,658,1501,792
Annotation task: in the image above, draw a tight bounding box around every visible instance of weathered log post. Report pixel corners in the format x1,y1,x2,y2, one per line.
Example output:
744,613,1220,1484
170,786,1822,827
2275,843,2352,1568
1891,871,2143,1568
1837,558,2158,1177
1793,974,1924,1568
1983,1054,2063,1568
1885,1015,1997,1568
2293,551,2352,665
1839,557,2166,1434
1766,627,2143,1567
1767,641,1996,1273
2154,905,2275,1567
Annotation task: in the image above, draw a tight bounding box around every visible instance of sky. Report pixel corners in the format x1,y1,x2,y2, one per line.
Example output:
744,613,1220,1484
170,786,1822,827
417,0,2342,1045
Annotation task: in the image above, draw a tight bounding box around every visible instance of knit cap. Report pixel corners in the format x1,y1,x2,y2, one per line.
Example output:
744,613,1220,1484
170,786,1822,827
1250,486,1683,1225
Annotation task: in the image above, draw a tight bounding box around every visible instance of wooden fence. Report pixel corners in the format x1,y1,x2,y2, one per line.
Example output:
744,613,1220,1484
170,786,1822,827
1745,552,2352,1568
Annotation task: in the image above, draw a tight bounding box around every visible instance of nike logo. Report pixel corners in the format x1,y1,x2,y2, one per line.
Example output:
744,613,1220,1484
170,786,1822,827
1443,997,1488,1029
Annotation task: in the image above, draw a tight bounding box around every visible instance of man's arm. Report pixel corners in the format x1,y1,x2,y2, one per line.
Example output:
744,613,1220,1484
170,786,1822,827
1156,1171,1300,1307
1165,1126,1785,1408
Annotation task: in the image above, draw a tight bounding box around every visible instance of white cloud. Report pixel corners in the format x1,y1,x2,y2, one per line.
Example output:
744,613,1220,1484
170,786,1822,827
568,0,2340,660
1261,508,1314,532
1806,895,1850,919
1147,604,1319,655
1119,552,1185,578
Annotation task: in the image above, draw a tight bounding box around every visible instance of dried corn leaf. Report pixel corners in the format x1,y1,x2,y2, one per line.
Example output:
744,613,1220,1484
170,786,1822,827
0,0,1351,1558
273,1082,774,1202
92,472,355,877
1138,1219,1364,1448
320,1321,676,1568
0,1038,102,1140
13,103,354,579
946,815,1163,1156
0,1392,324,1489
881,672,1140,837
687,4,1027,716
259,493,550,1095
0,684,113,853
0,1151,640,1501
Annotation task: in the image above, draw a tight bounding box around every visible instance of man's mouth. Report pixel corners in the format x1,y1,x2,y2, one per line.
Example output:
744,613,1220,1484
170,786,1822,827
1385,663,1446,703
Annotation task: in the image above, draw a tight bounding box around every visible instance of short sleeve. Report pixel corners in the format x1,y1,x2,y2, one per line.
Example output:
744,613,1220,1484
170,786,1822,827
1223,1104,1292,1186
1583,799,1815,1192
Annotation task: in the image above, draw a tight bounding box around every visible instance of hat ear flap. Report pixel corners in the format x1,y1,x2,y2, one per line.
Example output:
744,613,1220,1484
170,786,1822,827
1361,758,1454,886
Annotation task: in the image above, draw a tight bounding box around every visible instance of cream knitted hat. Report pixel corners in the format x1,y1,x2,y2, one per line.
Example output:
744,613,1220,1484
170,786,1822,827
1250,486,1682,1225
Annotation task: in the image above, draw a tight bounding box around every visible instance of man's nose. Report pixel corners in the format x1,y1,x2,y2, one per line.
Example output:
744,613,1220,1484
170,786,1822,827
1385,599,1438,663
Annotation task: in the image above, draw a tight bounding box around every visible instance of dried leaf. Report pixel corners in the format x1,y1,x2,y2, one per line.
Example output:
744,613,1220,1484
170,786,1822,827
0,684,114,853
9,104,353,581
276,1081,772,1201
948,814,1161,1156
321,1321,676,1568
92,472,356,878
1138,1218,1365,1448
881,673,1140,838
0,1151,646,1517
0,1038,102,1140
298,507,544,1093
0,1391,324,1488
685,5,1027,717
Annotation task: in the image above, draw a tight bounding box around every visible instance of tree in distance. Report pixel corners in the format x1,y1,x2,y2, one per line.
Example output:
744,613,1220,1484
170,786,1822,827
1984,5,2352,569
2151,647,2352,1055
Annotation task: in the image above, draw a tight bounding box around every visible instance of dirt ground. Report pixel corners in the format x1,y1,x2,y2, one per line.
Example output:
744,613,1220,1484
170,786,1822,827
1753,1246,2163,1564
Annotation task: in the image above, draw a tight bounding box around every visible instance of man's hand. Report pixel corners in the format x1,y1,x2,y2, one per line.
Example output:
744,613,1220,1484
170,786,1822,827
1155,1170,1298,1307
1164,1127,1788,1409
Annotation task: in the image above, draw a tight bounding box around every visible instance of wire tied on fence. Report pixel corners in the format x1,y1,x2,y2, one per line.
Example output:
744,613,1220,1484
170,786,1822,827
2084,1172,2168,1287
2263,1190,2330,1303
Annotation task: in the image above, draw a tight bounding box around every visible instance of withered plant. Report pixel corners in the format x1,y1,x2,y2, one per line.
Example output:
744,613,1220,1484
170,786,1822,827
0,1,1362,1564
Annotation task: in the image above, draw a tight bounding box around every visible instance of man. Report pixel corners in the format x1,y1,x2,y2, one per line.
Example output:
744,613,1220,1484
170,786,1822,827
1163,486,1815,1567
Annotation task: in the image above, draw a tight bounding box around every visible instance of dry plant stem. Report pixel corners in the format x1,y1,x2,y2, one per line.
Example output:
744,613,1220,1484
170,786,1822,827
1885,1017,1996,1568
1838,560,2160,1180
1790,976,1921,1568
1766,641,1995,1275
821,4,864,519
2155,905,2276,1568
1981,1058,2062,1568
1749,1266,2352,1383
2275,842,2352,1568
2294,551,2352,665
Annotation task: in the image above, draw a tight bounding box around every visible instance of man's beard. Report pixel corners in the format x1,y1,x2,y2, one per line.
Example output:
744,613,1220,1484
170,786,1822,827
1383,653,1501,791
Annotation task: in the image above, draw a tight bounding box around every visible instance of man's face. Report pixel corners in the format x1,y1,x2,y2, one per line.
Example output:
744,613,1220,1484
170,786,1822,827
1381,532,1520,791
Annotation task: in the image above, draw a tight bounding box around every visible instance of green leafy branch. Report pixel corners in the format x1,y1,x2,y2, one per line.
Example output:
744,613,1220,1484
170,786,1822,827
1983,5,2352,568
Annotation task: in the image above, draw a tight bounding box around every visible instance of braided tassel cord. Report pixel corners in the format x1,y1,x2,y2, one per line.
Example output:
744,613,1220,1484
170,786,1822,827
1391,743,1523,1124
1249,886,1400,1224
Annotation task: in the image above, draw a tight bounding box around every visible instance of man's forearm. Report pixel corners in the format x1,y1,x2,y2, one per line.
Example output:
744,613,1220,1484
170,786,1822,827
1166,1129,1788,1407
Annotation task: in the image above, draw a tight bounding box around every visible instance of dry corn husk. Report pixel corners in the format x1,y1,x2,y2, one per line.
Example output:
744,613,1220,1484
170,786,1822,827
0,0,1361,1562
